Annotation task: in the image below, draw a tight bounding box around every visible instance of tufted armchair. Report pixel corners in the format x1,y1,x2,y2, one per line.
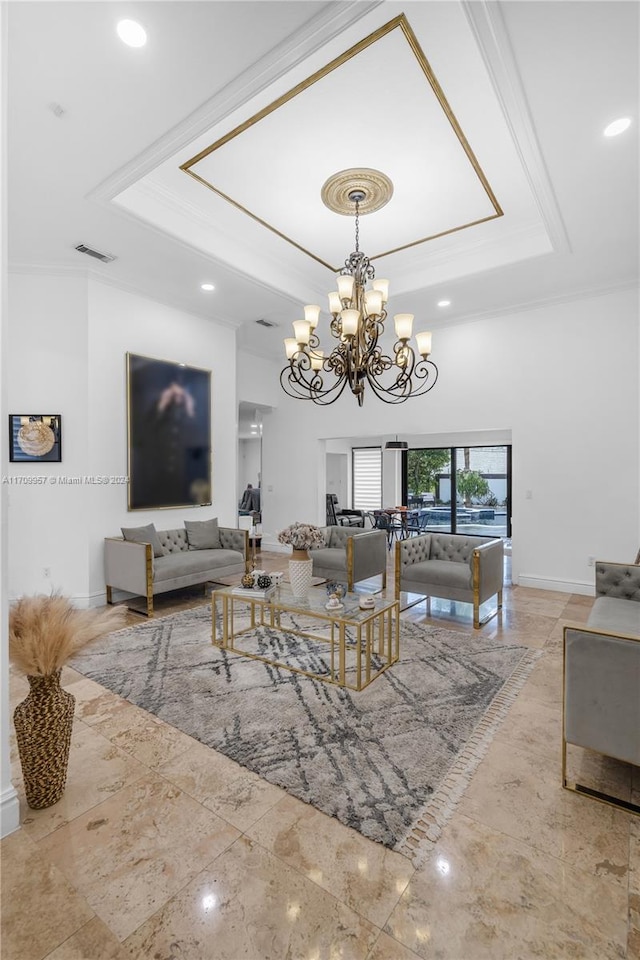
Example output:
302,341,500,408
562,560,640,813
395,532,504,628
310,526,387,591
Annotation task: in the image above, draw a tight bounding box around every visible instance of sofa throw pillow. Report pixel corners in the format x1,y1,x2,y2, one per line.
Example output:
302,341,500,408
185,517,222,550
121,523,164,558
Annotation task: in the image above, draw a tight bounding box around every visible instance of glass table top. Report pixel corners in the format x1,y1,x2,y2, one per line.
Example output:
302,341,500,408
212,582,397,622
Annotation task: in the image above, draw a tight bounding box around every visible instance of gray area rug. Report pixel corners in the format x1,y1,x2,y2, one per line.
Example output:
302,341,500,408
72,605,537,855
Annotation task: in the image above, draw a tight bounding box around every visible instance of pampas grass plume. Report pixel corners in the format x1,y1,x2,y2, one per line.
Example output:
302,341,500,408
9,594,127,676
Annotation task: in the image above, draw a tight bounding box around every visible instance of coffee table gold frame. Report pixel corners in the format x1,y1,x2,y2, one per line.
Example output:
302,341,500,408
211,585,400,691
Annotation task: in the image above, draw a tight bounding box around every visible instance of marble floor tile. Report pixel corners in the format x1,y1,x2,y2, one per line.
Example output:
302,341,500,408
3,576,635,960
458,740,632,885
561,602,594,623
15,720,148,842
509,594,569,618
123,835,379,960
384,814,628,959
43,917,130,959
544,621,567,649
483,608,557,647
1,829,94,960
366,930,424,960
73,688,157,734
517,649,563,706
37,773,240,941
60,672,112,708
245,793,414,928
567,592,597,606
94,704,200,768
157,738,287,831
493,692,561,760
512,586,575,602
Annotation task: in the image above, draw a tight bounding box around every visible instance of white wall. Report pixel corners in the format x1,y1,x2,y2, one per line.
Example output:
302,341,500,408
6,275,238,605
260,288,639,592
0,1,20,837
7,276,92,600
86,280,237,603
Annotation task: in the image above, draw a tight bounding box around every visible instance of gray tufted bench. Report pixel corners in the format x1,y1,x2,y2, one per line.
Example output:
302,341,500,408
104,526,247,616
563,560,640,813
395,532,504,628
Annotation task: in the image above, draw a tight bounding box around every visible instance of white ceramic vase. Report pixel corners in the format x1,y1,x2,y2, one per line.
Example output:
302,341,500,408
289,549,313,599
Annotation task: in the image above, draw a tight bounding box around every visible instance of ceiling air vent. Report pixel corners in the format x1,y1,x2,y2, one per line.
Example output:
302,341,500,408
75,243,116,264
255,318,278,328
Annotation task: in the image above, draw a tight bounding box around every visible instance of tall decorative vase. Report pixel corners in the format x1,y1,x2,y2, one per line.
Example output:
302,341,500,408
13,670,75,809
289,548,313,599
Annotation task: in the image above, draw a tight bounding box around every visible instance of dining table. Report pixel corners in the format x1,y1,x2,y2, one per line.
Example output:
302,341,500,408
383,506,410,539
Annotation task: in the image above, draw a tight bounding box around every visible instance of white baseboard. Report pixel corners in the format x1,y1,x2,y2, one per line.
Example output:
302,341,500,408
8,591,105,609
516,574,594,596
0,785,20,837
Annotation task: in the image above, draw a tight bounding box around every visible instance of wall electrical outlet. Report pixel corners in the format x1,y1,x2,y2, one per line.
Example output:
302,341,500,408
587,556,596,567
43,567,51,578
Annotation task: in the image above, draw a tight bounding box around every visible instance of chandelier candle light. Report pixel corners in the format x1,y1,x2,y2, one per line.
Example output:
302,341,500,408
280,171,438,406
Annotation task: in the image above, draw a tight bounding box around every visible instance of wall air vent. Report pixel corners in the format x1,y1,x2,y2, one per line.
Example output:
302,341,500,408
74,243,116,263
255,318,278,328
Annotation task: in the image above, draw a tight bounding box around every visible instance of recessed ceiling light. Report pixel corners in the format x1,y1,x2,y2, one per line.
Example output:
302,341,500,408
603,117,631,137
437,300,451,307
200,283,215,291
117,20,147,48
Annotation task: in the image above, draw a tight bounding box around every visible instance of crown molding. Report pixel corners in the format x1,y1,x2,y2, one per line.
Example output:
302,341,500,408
7,261,242,329
127,177,318,301
429,277,639,332
390,221,548,284
462,0,571,255
88,1,382,204
8,262,89,279
85,271,243,330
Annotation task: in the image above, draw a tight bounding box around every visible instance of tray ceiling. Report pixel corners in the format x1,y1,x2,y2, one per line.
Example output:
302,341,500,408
111,1,554,302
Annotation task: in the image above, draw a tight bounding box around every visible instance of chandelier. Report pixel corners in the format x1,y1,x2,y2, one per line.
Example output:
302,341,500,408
280,174,438,407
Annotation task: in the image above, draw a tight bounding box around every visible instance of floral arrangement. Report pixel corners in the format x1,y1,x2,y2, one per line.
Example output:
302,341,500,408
277,522,325,551
9,594,126,676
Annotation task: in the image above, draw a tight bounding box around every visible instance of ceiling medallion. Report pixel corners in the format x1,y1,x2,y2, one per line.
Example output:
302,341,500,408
321,168,393,216
280,176,438,407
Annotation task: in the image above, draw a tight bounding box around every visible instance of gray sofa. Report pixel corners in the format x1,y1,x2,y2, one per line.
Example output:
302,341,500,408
395,532,504,628
563,560,640,813
105,525,248,616
311,526,387,592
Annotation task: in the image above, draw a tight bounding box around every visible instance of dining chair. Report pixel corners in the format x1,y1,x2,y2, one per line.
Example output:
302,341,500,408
368,510,400,549
404,510,429,537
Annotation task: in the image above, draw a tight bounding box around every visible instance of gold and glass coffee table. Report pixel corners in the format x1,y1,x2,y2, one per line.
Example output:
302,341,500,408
211,584,399,691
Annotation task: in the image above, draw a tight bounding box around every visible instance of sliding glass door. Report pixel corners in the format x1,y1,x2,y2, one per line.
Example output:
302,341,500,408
403,445,511,538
